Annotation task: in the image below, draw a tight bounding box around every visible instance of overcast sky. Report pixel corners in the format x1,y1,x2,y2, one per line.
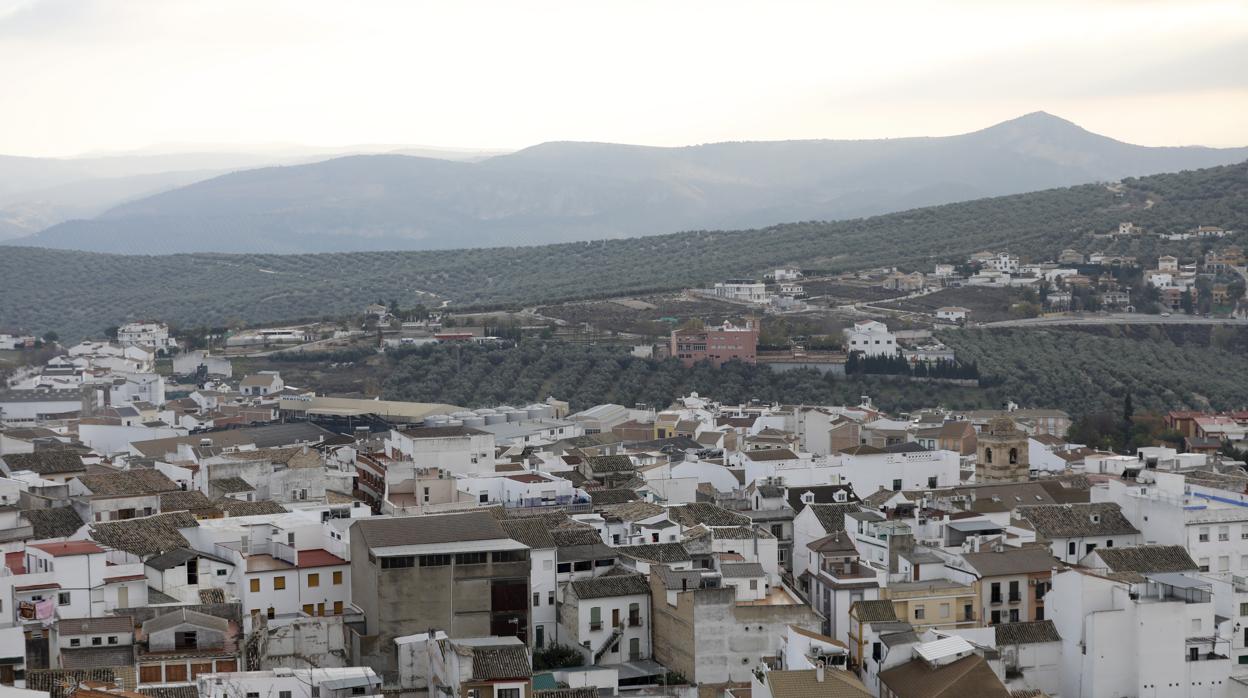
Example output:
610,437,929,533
2,0,1246,157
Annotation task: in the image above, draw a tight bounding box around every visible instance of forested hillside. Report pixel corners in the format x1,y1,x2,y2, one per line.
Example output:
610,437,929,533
361,324,1248,416
2,162,1245,340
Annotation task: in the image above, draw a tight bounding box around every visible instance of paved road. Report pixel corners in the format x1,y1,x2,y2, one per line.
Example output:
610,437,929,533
979,313,1248,328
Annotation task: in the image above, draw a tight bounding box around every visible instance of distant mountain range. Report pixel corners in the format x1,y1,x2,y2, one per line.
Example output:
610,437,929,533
5,112,1247,254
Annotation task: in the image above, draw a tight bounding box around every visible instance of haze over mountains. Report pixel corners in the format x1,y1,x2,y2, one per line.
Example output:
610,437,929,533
5,112,1246,255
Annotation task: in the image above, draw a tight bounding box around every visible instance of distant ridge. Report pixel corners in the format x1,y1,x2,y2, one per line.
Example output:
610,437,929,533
6,112,1247,254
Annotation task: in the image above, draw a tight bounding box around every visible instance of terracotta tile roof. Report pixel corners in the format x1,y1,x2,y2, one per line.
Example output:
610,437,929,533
208,476,255,494
878,654,1010,697
584,455,635,473
744,449,799,462
850,600,898,623
765,669,871,698
1090,544,1197,573
499,518,557,550
570,573,650,599
469,643,532,680
24,506,85,539
78,469,179,497
57,615,135,636
90,511,198,557
215,498,289,517
615,542,691,563
669,502,751,527
1013,503,1139,538
807,503,863,533
994,620,1061,646
1,451,85,475
588,489,639,505
159,490,214,512
27,669,118,698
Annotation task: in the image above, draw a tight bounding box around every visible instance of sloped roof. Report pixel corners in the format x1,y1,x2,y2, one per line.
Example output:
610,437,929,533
550,527,604,548
142,608,229,635
1,451,85,475
584,455,635,473
745,449,799,462
470,644,532,680
851,600,898,623
720,562,766,578
615,542,691,563
878,654,1010,697
24,506,85,539
215,498,288,517
499,518,557,550
570,573,650,599
588,489,639,505
766,668,871,698
58,615,135,636
1091,545,1197,573
208,476,255,494
78,470,179,497
1014,503,1139,539
354,511,507,549
994,620,1061,646
669,502,750,527
962,547,1059,577
90,511,198,557
787,485,861,511
807,503,863,533
159,490,214,512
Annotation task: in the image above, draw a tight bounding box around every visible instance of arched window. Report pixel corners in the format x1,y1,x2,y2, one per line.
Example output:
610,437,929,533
984,448,993,464
1009,448,1019,465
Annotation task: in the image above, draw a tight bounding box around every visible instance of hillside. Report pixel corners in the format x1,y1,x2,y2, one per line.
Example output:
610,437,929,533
10,112,1247,254
2,161,1244,341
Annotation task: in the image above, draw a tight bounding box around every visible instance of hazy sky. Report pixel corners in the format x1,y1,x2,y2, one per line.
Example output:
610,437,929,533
2,0,1246,157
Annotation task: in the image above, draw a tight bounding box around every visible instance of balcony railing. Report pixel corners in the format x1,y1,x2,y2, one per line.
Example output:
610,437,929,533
1008,594,1021,604
589,621,602,631
628,616,642,627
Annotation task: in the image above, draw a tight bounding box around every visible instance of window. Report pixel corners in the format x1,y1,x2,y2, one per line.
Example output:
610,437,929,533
1085,543,1096,555
914,607,925,620
250,579,260,593
533,593,540,608
1008,609,1020,623
749,580,758,590
420,554,452,567
963,604,973,621
1220,556,1231,572
590,607,602,630
274,576,286,590
492,550,528,563
573,561,592,572
333,571,343,585
1239,602,1248,617
379,555,415,569
1220,526,1230,541
629,602,641,626
990,610,1001,624
247,693,260,698
548,591,555,606
1068,541,1076,557
267,607,275,619
990,582,1002,604
280,692,293,698
1008,581,1020,603
1199,557,1211,572
58,592,71,606
307,573,319,588
927,476,938,489
70,639,80,647
107,636,118,645
1008,448,1019,465
303,604,315,615
984,448,993,464
216,569,227,576
498,690,521,698
92,637,102,646
1199,527,1210,542
455,552,487,565
891,479,902,492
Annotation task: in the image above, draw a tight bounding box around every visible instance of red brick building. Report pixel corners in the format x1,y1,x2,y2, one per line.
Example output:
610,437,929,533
670,320,759,368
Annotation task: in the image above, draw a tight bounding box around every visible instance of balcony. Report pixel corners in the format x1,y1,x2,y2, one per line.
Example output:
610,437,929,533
990,596,1003,605
589,621,603,631
1008,594,1021,604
